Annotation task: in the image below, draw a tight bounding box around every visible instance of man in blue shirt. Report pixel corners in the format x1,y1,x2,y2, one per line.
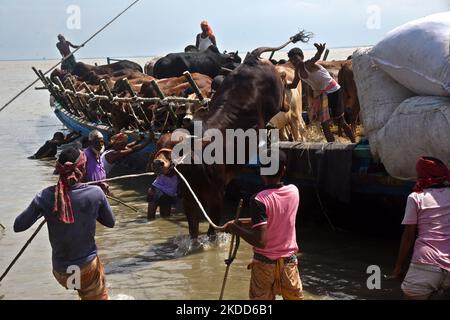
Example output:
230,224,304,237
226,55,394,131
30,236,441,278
14,147,115,300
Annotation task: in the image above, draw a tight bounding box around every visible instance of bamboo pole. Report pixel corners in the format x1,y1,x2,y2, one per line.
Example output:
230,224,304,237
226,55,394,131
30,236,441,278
81,82,111,125
183,71,205,102
48,76,75,113
106,195,140,213
219,199,243,300
65,77,88,117
0,219,47,283
100,79,114,101
123,78,151,125
150,80,178,123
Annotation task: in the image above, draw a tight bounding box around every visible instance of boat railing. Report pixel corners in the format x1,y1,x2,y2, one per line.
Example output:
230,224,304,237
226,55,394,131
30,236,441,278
32,66,210,132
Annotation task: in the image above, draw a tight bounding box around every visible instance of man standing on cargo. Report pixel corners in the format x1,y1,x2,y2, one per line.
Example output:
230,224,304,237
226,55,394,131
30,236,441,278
56,34,82,72
195,20,217,51
392,156,450,299
223,150,304,300
286,43,355,143
14,147,115,300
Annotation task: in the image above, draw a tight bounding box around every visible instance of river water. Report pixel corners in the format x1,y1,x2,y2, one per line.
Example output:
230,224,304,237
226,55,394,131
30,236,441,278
0,51,404,300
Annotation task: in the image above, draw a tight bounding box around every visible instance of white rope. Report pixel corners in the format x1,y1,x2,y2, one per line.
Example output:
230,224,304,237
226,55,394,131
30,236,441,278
173,166,224,230
79,153,224,230
85,172,155,185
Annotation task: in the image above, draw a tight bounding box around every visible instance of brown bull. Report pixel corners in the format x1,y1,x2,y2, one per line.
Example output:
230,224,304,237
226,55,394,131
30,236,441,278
140,73,212,98
151,48,284,239
139,73,212,131
337,61,360,135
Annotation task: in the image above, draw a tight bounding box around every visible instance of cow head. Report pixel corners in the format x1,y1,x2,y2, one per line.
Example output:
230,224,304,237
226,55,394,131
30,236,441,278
229,50,241,64
221,51,241,71
151,132,186,175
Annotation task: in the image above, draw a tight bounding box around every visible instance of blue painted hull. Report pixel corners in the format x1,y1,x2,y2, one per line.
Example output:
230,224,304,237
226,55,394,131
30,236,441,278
52,103,157,154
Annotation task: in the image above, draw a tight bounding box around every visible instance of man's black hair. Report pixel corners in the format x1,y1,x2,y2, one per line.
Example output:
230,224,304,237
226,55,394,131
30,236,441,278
287,47,304,60
58,147,80,164
53,132,65,140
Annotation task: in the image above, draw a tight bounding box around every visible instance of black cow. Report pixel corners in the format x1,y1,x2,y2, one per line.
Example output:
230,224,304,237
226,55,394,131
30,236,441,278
152,46,241,79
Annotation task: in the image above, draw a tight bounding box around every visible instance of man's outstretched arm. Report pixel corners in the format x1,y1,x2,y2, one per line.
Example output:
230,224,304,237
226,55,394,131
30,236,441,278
67,41,82,49
14,197,43,232
307,43,326,65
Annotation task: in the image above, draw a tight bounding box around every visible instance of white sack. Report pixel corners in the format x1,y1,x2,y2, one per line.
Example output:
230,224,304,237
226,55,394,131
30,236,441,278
352,47,415,156
370,12,450,96
376,96,450,179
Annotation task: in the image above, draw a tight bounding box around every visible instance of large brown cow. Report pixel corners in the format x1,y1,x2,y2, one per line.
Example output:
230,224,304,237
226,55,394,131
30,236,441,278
151,47,285,239
140,73,212,98
337,61,360,135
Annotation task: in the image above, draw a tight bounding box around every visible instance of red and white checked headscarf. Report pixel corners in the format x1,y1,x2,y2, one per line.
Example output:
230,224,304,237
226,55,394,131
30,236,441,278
53,151,87,223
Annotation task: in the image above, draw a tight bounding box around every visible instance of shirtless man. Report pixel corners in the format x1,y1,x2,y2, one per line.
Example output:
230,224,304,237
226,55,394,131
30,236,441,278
56,34,82,72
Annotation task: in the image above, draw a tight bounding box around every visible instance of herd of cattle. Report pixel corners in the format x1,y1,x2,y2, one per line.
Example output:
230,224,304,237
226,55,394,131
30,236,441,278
50,44,361,239
50,45,360,140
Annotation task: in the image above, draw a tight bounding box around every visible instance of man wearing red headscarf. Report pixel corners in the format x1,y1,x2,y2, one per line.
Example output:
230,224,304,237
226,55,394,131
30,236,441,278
195,20,217,51
14,147,115,300
392,156,450,299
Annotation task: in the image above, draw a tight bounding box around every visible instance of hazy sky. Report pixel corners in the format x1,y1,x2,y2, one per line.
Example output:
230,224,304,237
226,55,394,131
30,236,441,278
0,0,448,60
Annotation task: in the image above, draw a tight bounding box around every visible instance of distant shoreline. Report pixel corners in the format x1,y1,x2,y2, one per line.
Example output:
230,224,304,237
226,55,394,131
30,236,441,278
0,44,374,62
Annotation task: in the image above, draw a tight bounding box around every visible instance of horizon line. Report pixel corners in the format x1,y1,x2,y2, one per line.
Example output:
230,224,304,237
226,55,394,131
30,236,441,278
0,44,374,62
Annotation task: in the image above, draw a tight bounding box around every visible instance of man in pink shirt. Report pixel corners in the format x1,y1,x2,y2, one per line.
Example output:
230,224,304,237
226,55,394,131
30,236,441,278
224,150,304,300
392,156,450,299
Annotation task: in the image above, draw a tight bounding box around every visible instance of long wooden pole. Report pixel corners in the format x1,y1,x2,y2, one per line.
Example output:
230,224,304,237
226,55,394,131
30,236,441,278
219,199,243,300
0,219,47,283
0,0,142,113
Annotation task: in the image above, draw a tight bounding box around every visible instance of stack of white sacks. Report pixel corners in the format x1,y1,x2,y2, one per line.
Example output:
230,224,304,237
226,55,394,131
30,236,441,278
352,11,450,179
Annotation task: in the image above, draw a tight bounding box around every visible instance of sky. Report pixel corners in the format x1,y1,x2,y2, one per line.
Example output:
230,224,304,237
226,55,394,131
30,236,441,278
0,0,448,60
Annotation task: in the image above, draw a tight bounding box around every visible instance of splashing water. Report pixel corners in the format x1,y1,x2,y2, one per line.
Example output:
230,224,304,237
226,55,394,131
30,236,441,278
173,232,232,257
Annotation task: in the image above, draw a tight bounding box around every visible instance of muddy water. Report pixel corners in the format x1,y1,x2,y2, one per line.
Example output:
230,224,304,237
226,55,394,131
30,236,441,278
0,54,404,300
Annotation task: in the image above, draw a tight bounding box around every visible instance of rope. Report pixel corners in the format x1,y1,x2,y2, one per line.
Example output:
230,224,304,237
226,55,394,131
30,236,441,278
106,195,140,213
0,219,47,283
0,170,153,283
84,172,155,185
173,166,225,230
0,223,5,230
0,0,142,114
305,143,336,231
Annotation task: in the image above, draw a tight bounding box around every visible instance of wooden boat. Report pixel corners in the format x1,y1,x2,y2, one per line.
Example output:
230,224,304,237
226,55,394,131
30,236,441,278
52,101,157,171
48,75,412,233
52,98,413,196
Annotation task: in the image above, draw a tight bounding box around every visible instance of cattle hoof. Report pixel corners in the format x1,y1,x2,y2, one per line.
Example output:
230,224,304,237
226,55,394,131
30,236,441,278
188,239,203,253
207,233,218,243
